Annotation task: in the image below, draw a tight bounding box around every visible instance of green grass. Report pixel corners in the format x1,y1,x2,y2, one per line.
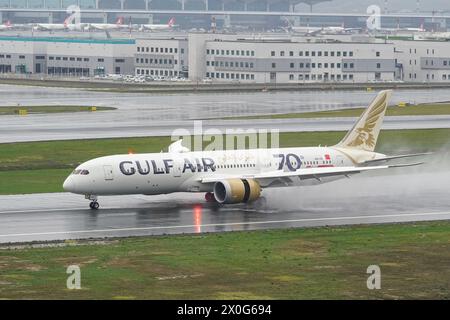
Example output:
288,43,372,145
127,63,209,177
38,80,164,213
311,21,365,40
223,103,450,120
0,169,71,195
0,128,448,195
0,221,449,299
0,105,116,115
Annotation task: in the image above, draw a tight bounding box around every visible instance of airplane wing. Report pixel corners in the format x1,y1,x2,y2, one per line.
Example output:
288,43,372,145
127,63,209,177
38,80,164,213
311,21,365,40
359,152,432,166
199,163,422,186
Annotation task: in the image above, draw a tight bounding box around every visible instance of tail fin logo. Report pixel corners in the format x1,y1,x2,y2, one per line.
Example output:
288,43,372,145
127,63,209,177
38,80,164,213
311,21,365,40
347,92,387,149
168,18,175,27
117,17,124,25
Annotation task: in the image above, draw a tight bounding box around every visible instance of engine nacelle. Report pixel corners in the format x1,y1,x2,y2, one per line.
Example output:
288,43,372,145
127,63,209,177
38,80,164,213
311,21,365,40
213,179,261,204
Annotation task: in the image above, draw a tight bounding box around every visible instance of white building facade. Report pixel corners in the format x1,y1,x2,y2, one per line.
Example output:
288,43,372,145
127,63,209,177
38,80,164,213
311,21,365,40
201,38,397,83
392,38,450,82
134,38,189,78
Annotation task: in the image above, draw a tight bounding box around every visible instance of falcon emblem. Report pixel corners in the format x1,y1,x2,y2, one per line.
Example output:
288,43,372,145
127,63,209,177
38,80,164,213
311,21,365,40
347,92,387,149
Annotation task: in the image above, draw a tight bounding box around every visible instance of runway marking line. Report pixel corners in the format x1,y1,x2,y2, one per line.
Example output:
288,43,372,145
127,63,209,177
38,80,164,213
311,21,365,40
0,211,449,238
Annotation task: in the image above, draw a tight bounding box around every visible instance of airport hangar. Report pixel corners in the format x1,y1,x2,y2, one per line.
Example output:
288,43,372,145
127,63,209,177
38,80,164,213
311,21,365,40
2,32,450,83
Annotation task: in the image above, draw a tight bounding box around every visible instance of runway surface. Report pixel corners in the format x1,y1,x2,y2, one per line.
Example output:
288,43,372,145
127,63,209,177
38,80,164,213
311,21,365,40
2,115,450,143
1,167,449,243
2,85,450,142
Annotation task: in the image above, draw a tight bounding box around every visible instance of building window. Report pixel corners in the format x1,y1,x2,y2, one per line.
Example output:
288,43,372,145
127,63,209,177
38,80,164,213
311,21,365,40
272,63,276,68
98,58,104,62
280,51,285,56
376,51,381,57
271,51,275,57
289,74,294,80
376,63,381,69
290,63,294,68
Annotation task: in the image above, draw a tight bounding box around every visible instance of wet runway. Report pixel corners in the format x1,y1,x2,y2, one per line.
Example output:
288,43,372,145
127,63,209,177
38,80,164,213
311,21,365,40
1,168,450,243
2,86,450,143
2,115,450,143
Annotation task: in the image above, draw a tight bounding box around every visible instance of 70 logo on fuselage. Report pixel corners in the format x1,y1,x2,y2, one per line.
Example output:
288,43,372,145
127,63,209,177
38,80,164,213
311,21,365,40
273,153,302,171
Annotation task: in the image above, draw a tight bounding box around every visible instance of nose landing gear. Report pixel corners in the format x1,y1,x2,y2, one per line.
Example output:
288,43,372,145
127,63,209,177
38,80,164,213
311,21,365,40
85,194,99,210
89,201,100,210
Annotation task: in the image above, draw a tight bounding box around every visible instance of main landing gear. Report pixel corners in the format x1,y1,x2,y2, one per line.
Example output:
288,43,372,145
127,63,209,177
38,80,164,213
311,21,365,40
85,195,99,210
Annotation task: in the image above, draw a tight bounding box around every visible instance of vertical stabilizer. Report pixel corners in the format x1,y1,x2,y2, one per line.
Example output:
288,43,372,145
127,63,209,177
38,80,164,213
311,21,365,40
336,90,392,152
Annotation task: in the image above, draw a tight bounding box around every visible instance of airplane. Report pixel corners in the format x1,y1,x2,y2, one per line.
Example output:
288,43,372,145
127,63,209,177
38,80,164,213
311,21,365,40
373,23,426,34
283,18,360,35
0,21,12,31
32,17,72,31
63,90,429,210
86,17,128,31
140,17,176,31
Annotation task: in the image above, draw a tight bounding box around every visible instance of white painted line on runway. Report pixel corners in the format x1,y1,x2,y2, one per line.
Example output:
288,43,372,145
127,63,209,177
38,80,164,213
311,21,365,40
0,211,449,238
0,207,88,214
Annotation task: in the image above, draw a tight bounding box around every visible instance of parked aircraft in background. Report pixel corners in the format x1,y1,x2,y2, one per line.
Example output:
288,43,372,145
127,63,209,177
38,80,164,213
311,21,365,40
32,17,72,31
0,21,12,31
87,17,128,31
140,17,176,31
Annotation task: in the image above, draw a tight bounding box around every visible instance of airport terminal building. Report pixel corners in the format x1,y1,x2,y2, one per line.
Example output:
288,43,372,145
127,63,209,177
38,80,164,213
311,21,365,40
0,36,135,76
1,32,450,84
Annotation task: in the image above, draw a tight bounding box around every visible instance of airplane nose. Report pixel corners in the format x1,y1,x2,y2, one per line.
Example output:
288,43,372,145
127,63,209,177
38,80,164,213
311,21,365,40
63,176,76,193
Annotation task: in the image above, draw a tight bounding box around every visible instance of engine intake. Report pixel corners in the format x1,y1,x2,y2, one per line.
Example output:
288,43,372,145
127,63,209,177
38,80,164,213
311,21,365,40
213,179,261,204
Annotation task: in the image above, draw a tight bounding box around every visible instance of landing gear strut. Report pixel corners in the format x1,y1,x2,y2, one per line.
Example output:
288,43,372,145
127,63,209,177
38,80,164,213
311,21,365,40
85,195,99,210
89,201,100,210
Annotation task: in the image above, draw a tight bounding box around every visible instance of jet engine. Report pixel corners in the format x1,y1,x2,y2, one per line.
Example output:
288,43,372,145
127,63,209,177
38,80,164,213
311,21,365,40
213,179,261,204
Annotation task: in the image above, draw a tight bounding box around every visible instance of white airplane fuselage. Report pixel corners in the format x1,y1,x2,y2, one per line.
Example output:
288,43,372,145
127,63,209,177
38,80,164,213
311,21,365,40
141,25,173,31
63,146,383,197
34,24,67,31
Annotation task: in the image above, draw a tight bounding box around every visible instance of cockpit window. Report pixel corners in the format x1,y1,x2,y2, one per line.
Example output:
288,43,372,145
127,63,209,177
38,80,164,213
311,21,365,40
72,169,89,175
